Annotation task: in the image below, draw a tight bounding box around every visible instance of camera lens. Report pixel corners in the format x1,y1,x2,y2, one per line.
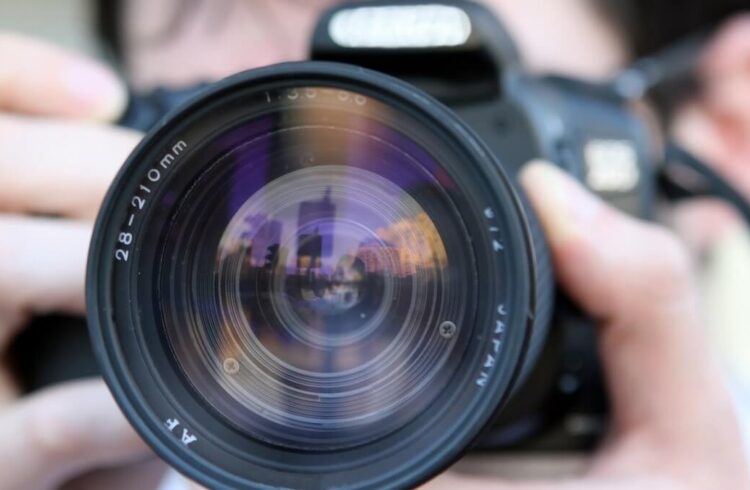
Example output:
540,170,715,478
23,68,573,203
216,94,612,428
163,133,472,450
88,62,552,489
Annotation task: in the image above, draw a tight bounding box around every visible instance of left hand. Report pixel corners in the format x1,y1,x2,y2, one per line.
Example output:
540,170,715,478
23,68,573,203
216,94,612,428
0,33,165,490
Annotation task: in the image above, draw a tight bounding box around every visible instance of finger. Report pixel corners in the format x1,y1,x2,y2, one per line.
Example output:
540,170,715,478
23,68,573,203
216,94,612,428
61,458,166,490
702,14,750,77
0,114,141,220
0,216,90,346
185,481,210,490
0,33,126,120
0,379,150,490
519,162,741,449
669,200,739,253
182,473,210,490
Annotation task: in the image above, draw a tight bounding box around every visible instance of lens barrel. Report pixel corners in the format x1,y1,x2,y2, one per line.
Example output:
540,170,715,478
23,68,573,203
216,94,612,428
87,62,552,489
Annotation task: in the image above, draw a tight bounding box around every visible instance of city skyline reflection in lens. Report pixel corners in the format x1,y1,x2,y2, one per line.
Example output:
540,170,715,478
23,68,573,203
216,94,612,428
211,165,456,444
158,95,476,450
218,166,447,365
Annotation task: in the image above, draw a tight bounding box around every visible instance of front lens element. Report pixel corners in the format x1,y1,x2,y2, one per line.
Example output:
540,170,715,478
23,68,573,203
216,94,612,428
155,91,475,449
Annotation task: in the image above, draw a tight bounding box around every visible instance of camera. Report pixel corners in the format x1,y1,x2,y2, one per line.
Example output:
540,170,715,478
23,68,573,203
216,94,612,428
18,1,737,489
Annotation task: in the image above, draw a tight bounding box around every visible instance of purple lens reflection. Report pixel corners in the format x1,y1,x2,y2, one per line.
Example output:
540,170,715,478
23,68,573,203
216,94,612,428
158,86,475,449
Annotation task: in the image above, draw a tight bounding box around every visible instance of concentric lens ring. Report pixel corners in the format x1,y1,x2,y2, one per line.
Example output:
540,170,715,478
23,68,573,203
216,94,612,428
162,136,472,448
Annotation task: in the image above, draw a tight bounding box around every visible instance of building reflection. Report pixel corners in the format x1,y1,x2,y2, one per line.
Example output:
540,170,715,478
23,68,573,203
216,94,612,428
216,187,450,375
296,187,335,271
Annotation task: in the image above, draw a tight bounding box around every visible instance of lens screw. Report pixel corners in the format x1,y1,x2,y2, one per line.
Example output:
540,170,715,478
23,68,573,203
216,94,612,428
223,357,240,375
439,321,457,339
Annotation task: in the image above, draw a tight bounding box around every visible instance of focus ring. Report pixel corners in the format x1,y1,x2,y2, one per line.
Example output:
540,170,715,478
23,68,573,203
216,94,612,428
515,191,555,385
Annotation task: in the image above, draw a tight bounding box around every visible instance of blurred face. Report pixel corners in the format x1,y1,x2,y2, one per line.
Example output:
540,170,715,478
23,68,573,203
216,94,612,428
124,0,629,89
123,1,750,249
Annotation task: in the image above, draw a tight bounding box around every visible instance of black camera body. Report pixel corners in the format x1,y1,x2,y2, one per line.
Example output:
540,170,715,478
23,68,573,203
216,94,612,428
13,2,667,488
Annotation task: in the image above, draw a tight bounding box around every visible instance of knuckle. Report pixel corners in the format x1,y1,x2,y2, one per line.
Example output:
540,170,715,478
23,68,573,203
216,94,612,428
642,225,695,290
26,394,85,459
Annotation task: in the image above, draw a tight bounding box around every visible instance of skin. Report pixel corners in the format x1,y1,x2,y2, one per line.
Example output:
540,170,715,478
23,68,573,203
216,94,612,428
671,16,750,249
122,0,627,88
0,1,748,488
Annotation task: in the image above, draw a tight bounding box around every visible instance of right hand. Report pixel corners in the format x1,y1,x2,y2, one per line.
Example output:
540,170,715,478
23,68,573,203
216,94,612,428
429,162,750,489
0,33,164,490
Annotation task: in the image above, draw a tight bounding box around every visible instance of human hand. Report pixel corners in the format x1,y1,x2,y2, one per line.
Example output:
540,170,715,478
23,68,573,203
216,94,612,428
427,162,750,489
0,33,162,489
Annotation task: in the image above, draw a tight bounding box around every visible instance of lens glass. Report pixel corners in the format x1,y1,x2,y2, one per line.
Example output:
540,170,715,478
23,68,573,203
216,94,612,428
155,86,476,450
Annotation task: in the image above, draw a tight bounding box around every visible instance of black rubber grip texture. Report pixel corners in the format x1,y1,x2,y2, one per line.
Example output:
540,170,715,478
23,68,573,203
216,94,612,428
515,191,555,386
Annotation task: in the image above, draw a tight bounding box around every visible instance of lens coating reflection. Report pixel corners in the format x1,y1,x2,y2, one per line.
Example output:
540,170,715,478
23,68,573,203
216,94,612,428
157,87,476,449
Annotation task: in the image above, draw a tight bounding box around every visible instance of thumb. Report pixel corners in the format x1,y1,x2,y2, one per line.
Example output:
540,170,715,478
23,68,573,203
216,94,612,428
0,33,126,121
519,161,737,445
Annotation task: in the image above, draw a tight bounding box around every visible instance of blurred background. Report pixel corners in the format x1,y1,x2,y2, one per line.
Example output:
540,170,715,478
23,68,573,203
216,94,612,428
0,0,99,55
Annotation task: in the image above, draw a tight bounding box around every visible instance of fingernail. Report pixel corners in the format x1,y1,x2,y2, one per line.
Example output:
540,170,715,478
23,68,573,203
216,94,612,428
63,59,126,121
519,159,604,243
